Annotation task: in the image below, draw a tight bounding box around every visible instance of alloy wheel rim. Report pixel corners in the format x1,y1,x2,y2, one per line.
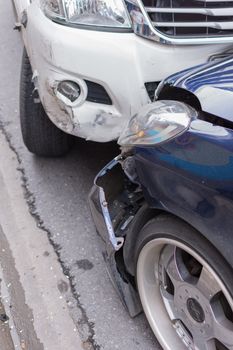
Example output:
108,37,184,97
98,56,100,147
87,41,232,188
137,238,233,350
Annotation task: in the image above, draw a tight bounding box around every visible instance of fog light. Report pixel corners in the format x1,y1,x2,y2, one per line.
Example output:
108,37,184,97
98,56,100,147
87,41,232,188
57,80,80,103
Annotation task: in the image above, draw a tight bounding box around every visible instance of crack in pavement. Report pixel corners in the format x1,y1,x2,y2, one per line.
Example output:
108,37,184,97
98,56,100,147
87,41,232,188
0,118,101,350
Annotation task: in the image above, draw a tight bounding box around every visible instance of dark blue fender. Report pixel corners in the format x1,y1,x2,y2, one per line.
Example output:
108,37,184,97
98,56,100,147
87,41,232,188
133,121,233,270
161,56,233,122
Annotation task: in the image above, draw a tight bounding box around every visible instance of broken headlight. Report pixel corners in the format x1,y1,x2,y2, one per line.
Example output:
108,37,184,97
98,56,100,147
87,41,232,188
41,0,131,28
118,100,197,146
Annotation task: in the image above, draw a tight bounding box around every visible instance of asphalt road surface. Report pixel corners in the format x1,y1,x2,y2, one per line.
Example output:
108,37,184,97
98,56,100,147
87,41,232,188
0,130,83,350
0,1,160,349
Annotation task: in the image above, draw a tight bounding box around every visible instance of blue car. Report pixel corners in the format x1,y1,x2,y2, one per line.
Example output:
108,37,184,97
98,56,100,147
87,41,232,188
89,56,233,350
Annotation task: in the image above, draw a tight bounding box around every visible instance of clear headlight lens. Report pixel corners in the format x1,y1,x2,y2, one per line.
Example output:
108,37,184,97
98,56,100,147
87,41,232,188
41,0,131,28
118,100,197,146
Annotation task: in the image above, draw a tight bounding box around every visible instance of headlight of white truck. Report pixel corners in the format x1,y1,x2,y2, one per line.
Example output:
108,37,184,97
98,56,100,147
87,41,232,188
41,0,132,28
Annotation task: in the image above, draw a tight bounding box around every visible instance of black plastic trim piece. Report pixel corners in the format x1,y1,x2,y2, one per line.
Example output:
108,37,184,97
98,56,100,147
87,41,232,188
145,82,160,102
85,80,112,105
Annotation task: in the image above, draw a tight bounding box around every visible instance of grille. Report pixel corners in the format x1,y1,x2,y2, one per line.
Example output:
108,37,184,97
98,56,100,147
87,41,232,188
85,80,112,105
142,0,233,38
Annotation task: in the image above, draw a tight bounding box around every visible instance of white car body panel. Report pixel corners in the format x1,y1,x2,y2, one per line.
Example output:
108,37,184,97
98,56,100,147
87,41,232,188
13,0,231,142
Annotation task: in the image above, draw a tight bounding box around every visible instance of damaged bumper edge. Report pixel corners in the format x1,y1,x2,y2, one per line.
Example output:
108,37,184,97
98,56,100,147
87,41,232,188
88,156,142,317
25,3,150,142
89,157,125,253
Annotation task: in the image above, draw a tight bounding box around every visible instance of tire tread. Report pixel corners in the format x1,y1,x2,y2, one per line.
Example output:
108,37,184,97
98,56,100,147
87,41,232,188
20,49,73,157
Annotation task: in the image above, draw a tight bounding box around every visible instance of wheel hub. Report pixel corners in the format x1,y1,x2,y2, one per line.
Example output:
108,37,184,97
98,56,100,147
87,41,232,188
157,243,233,349
186,298,205,323
137,238,233,350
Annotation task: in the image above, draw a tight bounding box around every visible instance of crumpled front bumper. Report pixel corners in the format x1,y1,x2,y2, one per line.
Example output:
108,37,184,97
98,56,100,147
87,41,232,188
22,1,229,142
89,156,142,317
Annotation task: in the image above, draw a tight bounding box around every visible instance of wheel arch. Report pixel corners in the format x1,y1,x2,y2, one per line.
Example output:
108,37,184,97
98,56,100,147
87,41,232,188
123,203,233,278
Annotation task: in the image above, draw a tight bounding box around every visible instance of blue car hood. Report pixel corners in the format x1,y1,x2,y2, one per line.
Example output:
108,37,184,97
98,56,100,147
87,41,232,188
163,56,233,122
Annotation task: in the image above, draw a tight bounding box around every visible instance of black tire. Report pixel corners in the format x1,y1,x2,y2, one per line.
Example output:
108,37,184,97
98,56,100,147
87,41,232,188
20,48,73,157
135,214,233,350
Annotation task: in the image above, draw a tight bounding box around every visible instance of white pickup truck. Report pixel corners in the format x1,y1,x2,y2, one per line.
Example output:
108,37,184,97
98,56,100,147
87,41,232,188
13,0,233,156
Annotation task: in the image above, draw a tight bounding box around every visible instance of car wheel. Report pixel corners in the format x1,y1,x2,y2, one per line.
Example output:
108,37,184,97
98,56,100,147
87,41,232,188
20,48,73,157
135,214,233,350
